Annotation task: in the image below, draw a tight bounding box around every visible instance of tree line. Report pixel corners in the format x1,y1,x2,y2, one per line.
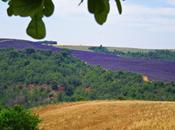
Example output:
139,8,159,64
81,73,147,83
89,45,175,61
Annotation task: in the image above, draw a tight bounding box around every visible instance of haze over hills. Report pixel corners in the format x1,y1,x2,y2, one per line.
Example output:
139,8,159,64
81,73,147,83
0,38,175,81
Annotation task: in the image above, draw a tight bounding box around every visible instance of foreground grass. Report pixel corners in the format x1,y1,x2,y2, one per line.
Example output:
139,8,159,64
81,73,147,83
33,100,175,130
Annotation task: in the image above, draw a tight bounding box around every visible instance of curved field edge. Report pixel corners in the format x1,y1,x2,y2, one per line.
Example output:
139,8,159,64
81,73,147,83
33,100,175,130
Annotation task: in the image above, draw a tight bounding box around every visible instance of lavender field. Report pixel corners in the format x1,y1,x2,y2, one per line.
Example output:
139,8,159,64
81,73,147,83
0,39,175,81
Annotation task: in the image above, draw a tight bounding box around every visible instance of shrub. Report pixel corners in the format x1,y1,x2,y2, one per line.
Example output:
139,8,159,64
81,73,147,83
0,105,41,130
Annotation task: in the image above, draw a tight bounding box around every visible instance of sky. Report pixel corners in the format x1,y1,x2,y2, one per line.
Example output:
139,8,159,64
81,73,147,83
0,0,175,49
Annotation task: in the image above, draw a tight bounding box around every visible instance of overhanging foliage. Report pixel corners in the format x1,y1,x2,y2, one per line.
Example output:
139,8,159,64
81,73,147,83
1,0,123,39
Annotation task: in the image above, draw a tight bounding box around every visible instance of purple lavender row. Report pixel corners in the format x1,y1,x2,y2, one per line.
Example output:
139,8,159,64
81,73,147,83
0,39,175,81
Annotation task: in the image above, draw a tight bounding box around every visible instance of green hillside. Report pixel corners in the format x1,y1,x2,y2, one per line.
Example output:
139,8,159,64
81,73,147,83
0,48,175,108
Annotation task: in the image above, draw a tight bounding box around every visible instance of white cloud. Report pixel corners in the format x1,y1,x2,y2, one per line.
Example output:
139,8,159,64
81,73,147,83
107,1,175,32
167,0,175,5
51,0,175,33
53,0,87,16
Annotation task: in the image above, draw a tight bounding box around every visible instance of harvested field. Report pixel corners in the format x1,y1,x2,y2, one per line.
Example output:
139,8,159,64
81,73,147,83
33,101,175,130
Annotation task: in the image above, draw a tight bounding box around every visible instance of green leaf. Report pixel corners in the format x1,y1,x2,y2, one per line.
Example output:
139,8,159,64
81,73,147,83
87,0,110,25
27,15,46,39
8,0,44,17
95,12,108,25
88,0,96,14
94,0,110,25
88,0,108,14
115,0,122,14
95,0,108,14
7,7,13,16
43,0,54,17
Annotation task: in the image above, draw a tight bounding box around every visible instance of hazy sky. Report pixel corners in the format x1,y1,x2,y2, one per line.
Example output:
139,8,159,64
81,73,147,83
0,0,175,49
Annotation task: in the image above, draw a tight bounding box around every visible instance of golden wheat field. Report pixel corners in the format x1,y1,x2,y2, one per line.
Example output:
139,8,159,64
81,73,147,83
33,100,175,130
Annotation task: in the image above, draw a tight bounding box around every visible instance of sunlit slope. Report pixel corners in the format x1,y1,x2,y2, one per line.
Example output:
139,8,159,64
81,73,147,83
56,45,175,52
55,45,154,52
34,101,175,130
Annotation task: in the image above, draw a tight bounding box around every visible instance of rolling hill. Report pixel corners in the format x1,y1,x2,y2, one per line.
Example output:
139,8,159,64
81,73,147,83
0,39,175,81
33,100,175,130
56,44,175,52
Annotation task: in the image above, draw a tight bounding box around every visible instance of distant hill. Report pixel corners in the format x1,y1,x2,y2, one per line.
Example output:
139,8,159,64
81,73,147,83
57,45,175,61
56,44,154,52
0,39,59,52
56,44,175,52
1,39,175,81
33,100,175,130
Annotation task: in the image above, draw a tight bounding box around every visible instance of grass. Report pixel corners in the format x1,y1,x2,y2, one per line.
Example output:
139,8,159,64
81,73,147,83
54,45,92,52
54,45,154,52
54,45,175,52
33,100,175,130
